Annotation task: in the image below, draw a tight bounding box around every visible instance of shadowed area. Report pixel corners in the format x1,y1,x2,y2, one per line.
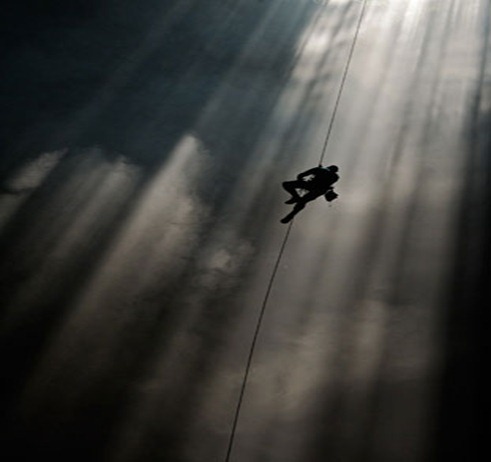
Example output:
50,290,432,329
0,1,489,461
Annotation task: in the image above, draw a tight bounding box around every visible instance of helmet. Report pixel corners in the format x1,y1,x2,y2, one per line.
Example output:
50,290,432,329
328,165,339,172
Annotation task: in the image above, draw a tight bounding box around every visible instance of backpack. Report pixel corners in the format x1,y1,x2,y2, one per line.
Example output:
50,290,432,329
324,189,338,202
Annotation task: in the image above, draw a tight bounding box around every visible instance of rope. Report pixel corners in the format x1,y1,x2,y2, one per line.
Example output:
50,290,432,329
225,221,293,462
318,0,369,166
225,1,369,460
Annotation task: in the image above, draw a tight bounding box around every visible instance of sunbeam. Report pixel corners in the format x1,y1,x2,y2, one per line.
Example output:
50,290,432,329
0,1,489,461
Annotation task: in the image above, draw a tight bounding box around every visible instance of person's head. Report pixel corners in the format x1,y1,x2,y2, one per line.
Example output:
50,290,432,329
328,165,339,172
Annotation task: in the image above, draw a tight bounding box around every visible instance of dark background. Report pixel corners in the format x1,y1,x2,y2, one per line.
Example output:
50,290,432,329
1,1,489,461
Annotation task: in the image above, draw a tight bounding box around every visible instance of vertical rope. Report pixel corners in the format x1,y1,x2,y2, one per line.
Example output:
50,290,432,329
224,222,293,462
318,0,369,165
225,1,370,460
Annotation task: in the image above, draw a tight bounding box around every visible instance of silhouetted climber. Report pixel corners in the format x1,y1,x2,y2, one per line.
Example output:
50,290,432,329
280,165,339,223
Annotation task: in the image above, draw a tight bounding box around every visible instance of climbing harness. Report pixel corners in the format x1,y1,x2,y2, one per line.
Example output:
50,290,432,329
225,1,369,460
